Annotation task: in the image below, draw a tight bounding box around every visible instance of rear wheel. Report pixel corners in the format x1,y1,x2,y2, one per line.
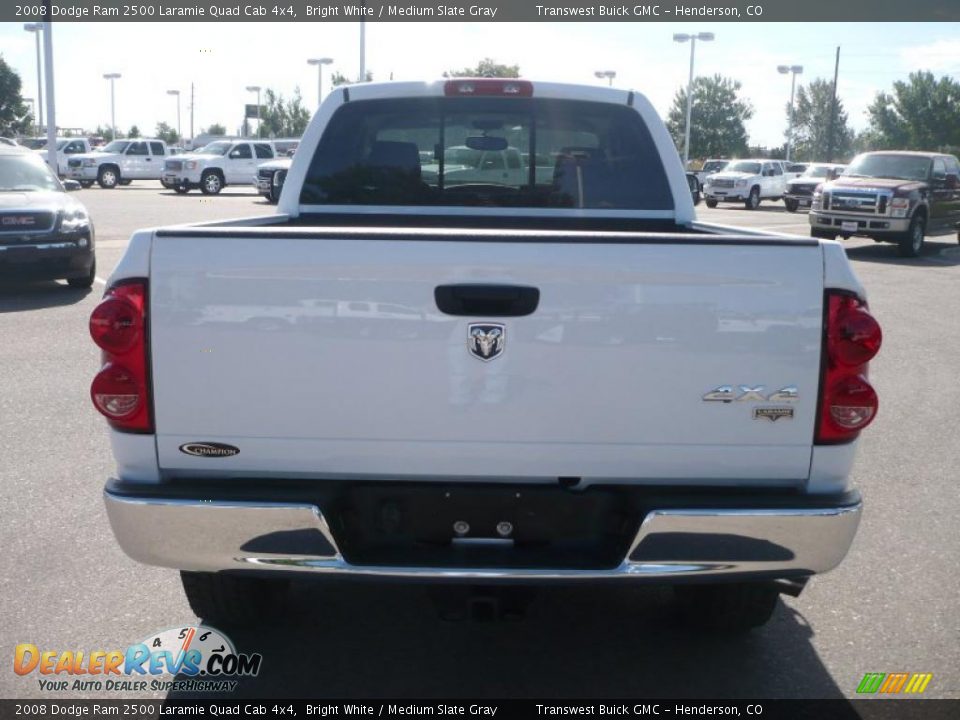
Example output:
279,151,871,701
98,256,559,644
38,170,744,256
705,198,718,209
180,571,289,625
79,181,93,189
201,170,223,195
744,186,761,210
784,198,799,213
173,185,190,195
673,582,780,632
97,166,120,189
897,212,926,258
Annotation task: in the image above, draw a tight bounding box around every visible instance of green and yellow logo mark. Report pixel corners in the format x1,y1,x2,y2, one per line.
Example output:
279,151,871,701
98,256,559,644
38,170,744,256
857,672,933,694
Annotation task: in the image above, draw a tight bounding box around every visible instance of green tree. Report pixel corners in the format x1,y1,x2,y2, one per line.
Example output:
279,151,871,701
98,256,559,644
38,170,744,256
667,75,753,159
128,125,140,139
330,70,374,86
94,125,115,142
445,58,520,78
788,78,854,162
258,88,311,137
204,123,227,135
155,121,179,145
863,71,960,151
0,55,34,137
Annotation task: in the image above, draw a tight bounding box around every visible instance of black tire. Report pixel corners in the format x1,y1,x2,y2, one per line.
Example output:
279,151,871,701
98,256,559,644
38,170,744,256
784,198,799,213
66,256,96,289
267,185,281,204
173,185,190,195
79,181,93,189
200,170,224,195
97,166,120,189
673,582,780,632
897,211,926,258
691,189,702,206
180,571,288,625
811,227,835,240
744,186,761,210
119,179,132,186
705,198,718,209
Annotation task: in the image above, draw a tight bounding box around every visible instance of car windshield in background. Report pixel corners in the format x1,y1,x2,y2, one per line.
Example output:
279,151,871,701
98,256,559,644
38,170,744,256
804,166,838,178
702,161,727,173
844,154,931,181
727,161,761,174
0,154,62,192
197,142,232,156
300,97,673,210
101,141,130,153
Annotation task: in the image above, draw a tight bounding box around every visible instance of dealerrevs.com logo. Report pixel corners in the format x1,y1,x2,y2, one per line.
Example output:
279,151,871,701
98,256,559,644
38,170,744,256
14,625,262,693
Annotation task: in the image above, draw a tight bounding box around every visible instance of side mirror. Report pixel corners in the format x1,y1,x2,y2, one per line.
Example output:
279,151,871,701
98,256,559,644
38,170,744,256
62,179,81,192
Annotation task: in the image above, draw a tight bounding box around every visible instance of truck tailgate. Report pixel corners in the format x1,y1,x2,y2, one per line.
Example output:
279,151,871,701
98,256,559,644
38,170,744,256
149,232,823,485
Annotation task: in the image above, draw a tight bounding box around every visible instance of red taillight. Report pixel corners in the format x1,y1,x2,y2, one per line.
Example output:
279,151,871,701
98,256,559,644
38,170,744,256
89,280,152,433
816,292,881,444
443,79,534,97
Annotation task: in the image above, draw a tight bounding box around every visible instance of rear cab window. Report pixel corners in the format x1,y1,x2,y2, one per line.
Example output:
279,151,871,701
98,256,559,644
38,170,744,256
254,143,274,159
150,142,165,156
300,97,674,210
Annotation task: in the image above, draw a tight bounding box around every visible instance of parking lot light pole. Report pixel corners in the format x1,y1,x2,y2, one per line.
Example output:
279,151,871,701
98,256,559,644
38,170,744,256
245,85,261,138
673,32,714,168
307,58,333,106
24,98,35,130
594,70,616,86
166,90,181,143
778,65,804,163
103,73,121,142
23,23,44,136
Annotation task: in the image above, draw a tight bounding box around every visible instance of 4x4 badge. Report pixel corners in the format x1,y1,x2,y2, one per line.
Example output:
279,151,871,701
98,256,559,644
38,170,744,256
468,323,505,362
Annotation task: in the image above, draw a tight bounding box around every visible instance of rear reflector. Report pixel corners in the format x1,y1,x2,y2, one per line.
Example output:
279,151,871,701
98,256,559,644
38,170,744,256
444,79,534,97
816,291,881,444
89,279,152,433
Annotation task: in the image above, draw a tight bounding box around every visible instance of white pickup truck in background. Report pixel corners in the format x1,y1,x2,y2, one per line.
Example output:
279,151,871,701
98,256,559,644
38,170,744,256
34,137,91,176
92,80,881,632
67,139,169,188
704,159,790,209
163,140,276,195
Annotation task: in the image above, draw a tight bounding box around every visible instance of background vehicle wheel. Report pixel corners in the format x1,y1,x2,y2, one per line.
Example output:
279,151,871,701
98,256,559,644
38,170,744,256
267,186,281,204
174,186,190,195
705,198,718,209
691,189,702,206
811,228,836,240
784,198,799,213
180,571,289,625
119,179,132,186
79,181,93,189
673,582,780,632
97,166,120,189
744,187,761,210
200,171,224,195
897,212,926,258
66,256,96,289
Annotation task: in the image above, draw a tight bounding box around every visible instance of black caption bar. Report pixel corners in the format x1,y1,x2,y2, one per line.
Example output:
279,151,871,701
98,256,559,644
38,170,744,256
1,700,959,720
3,0,960,22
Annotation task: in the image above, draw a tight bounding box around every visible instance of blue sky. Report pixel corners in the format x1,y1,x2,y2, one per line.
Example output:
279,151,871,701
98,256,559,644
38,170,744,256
1,21,958,149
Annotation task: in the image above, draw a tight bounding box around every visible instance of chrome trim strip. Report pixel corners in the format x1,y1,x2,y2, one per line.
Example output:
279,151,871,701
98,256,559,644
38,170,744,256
104,490,861,580
0,241,77,251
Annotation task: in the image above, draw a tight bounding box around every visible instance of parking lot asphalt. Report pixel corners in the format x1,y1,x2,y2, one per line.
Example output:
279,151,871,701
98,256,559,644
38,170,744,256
2,184,958,700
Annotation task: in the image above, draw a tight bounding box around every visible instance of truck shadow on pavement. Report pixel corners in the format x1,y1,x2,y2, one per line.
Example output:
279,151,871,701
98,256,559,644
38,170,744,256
171,581,850,699
845,239,960,267
0,281,92,313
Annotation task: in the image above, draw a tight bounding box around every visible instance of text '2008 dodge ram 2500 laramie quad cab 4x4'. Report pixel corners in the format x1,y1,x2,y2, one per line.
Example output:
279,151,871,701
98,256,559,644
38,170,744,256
92,80,882,632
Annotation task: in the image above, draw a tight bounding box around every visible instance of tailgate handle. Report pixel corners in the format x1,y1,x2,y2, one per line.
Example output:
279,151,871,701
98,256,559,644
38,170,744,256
434,284,540,317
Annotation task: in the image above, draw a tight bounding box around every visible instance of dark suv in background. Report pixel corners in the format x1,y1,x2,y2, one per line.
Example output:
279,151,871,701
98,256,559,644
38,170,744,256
810,151,960,257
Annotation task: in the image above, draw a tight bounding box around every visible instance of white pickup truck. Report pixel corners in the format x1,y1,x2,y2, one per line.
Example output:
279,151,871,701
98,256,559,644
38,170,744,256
163,140,276,194
67,139,169,188
34,137,92,176
93,80,881,632
703,159,790,209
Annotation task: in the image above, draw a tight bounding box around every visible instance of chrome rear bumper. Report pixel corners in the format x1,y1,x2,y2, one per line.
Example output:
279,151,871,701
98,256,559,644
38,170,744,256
104,487,862,581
